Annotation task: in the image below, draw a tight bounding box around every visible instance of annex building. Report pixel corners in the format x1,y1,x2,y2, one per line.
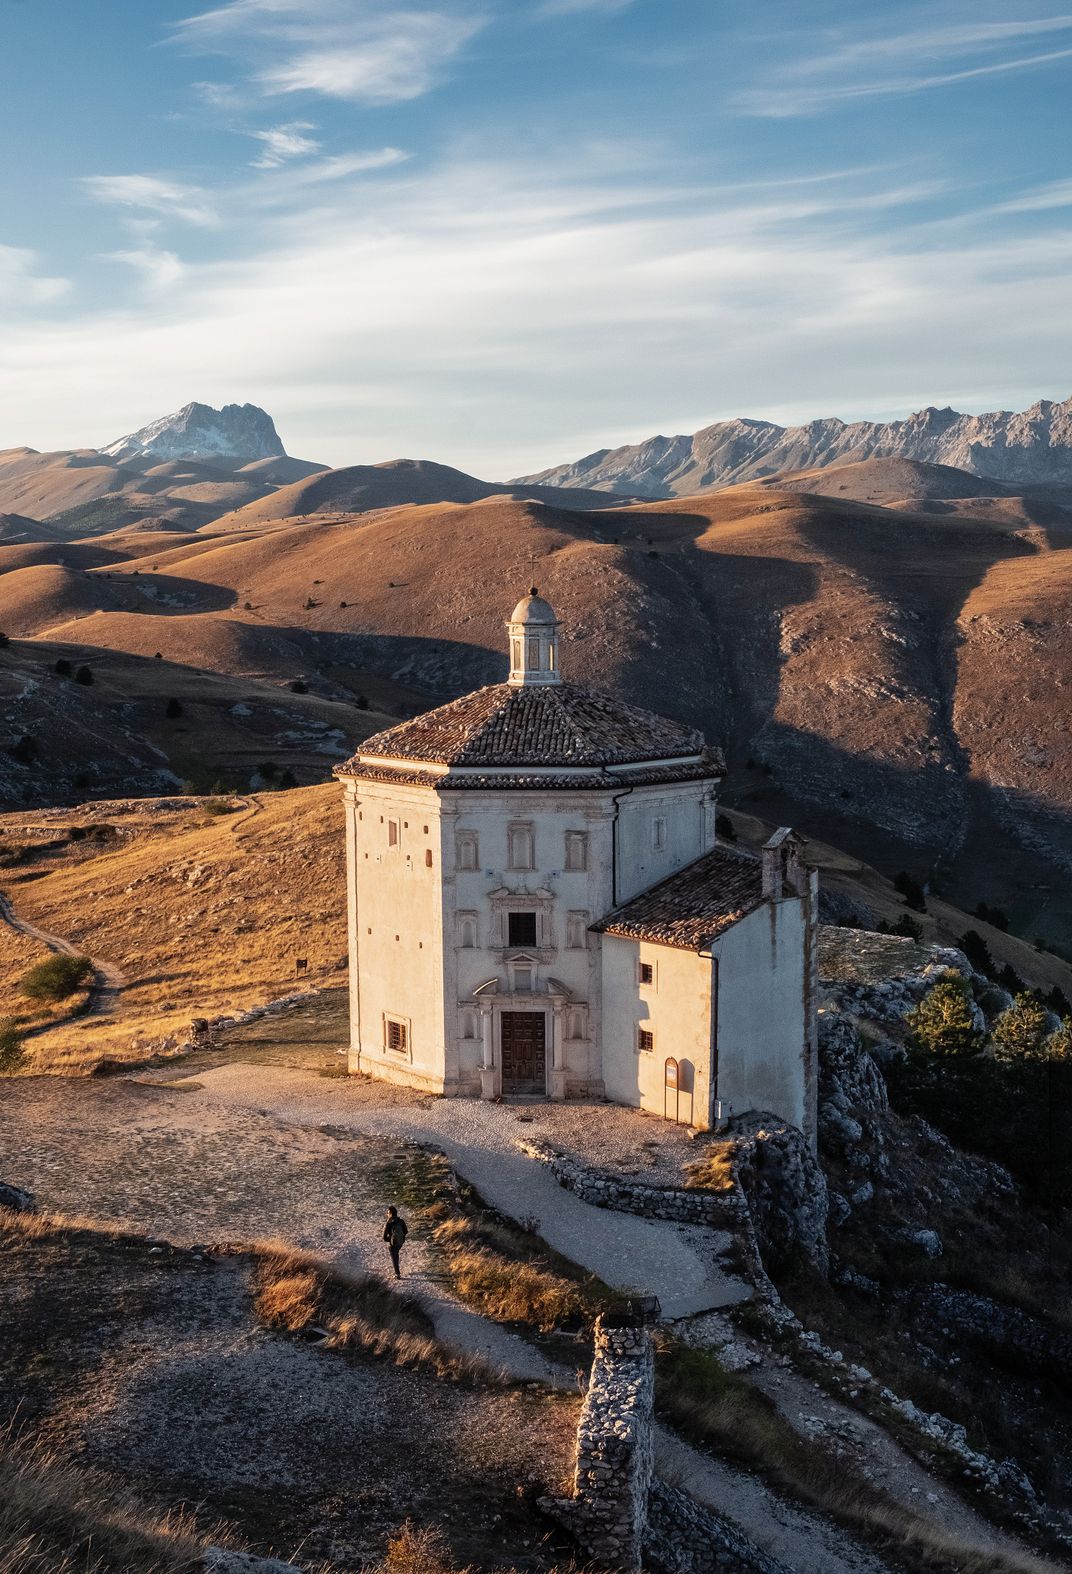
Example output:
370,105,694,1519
336,591,818,1140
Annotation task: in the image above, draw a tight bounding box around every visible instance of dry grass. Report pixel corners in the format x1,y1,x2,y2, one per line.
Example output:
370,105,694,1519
367,1522,578,1574
250,1242,496,1383
657,1343,1050,1574
1,786,347,1074
682,1141,738,1193
432,1217,593,1334
0,1434,208,1574
430,1195,607,1335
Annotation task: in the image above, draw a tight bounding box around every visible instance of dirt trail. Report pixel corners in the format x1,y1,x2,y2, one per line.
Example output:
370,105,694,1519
0,891,125,1018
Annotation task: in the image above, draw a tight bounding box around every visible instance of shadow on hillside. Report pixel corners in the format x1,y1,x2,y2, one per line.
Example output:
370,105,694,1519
91,570,236,615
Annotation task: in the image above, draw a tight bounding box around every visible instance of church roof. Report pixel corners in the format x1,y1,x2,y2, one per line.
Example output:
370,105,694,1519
341,681,717,771
594,843,764,951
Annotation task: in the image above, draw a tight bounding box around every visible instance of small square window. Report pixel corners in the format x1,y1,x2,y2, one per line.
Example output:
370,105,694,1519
388,819,400,847
508,911,538,947
638,1028,654,1053
639,961,654,986
385,1017,408,1054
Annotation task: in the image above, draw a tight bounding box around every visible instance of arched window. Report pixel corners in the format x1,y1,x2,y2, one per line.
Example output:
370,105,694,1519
459,913,478,948
456,831,479,870
461,1010,478,1040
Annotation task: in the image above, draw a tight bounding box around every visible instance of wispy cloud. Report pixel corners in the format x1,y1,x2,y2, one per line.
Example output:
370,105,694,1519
80,174,218,226
993,177,1072,213
0,243,69,306
249,120,320,167
538,0,635,16
105,247,187,291
8,149,1072,473
175,0,485,104
738,13,1072,116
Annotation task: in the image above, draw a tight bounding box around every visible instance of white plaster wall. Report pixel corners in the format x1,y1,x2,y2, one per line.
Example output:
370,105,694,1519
443,789,616,1094
600,936,715,1128
614,781,717,904
711,898,807,1129
348,778,448,1089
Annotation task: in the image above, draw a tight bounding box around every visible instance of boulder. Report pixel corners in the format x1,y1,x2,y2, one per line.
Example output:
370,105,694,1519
0,1182,36,1213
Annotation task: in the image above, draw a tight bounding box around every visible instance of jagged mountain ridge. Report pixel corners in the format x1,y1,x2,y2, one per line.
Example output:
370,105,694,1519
103,401,287,463
516,396,1072,498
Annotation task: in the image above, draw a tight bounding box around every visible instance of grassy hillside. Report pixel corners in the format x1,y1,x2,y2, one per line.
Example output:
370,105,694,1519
1,786,347,1073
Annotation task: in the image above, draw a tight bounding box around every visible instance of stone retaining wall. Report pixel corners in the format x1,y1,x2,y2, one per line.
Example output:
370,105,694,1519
517,1138,743,1229
644,1479,790,1574
546,1316,655,1573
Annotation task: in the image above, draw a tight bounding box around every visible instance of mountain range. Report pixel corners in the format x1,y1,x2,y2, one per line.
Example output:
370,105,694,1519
515,396,1072,497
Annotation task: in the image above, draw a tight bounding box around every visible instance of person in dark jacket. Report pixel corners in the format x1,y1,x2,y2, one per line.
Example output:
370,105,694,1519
383,1205,408,1279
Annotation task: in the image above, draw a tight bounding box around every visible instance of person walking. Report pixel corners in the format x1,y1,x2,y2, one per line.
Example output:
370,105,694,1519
383,1205,408,1279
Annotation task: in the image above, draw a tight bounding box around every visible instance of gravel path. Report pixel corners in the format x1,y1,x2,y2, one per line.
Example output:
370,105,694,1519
174,1061,750,1320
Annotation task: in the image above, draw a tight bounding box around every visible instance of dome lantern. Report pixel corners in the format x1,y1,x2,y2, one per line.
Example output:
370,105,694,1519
506,587,561,687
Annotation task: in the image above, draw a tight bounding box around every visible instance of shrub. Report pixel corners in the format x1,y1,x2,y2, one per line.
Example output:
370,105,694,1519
975,900,1009,932
278,768,298,788
290,679,308,694
10,735,36,765
906,977,984,1057
893,871,926,912
74,665,93,686
356,694,370,709
54,658,72,677
991,992,1051,1062
0,631,8,647
256,761,278,781
164,697,183,719
203,798,237,816
0,1018,25,1073
19,954,93,1004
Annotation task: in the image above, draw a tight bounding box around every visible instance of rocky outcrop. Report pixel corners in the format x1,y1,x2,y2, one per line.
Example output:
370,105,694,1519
901,1284,1072,1381
203,1551,302,1574
729,1116,829,1275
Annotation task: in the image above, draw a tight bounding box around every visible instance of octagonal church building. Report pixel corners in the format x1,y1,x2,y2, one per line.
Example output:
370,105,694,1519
336,590,818,1143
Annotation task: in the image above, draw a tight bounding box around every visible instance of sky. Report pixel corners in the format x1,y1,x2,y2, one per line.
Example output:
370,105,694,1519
2,0,1072,475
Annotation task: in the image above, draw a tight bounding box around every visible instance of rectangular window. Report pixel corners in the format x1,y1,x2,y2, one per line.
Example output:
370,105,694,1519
508,911,538,948
638,1027,654,1054
508,823,535,871
566,911,588,949
564,831,588,871
388,819,400,848
639,961,655,986
385,1016,409,1054
652,817,666,851
456,831,479,870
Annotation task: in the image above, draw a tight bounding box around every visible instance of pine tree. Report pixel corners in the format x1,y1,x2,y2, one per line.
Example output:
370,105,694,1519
906,977,984,1057
1044,1017,1072,1062
991,993,1050,1062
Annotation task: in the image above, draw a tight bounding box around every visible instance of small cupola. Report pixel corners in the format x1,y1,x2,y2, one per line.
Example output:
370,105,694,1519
506,587,561,687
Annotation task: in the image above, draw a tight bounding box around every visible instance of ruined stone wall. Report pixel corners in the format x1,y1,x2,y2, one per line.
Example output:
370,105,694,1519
547,1318,655,1573
517,1138,743,1228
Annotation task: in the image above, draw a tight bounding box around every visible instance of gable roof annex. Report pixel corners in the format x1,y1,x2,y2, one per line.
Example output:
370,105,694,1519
593,843,765,951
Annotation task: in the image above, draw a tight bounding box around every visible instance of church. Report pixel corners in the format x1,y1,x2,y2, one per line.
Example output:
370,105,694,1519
336,591,818,1143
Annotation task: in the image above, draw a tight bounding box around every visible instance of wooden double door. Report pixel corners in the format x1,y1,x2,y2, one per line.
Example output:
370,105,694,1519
500,1010,547,1094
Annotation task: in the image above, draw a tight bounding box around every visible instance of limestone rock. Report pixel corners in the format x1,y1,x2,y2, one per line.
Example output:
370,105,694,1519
0,1182,36,1213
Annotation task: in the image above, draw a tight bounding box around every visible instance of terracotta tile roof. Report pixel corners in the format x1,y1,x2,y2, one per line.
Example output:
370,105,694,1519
594,844,765,950
336,759,720,791
342,682,714,770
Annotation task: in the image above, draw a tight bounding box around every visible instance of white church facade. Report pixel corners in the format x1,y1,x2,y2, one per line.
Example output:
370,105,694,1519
336,591,818,1142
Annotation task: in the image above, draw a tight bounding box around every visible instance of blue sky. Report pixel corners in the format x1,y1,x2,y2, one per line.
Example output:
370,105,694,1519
2,0,1071,473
